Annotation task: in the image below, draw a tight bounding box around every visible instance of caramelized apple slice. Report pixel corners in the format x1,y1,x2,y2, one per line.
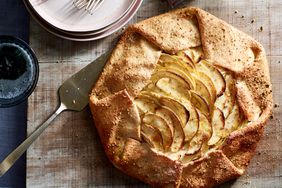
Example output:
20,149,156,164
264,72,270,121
190,91,210,117
143,82,162,93
182,110,211,154
195,71,217,103
158,53,179,64
214,94,226,112
156,107,185,152
182,101,199,142
156,77,191,102
159,96,189,126
160,66,196,89
153,68,195,90
175,51,196,68
139,90,160,99
134,94,159,114
191,76,212,106
141,124,164,151
225,104,241,131
198,110,212,140
183,141,202,155
143,113,173,151
152,71,190,88
181,150,202,163
182,46,204,64
196,60,226,96
159,53,195,69
222,73,236,118
181,142,210,163
208,108,225,146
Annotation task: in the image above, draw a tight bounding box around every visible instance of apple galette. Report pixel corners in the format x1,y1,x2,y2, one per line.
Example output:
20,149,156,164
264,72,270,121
89,7,273,188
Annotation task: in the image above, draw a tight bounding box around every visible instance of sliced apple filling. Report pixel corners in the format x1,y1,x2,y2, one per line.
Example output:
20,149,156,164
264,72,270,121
134,47,245,163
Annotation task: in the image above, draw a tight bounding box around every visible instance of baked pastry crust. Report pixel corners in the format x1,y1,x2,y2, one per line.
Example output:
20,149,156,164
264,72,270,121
89,7,273,188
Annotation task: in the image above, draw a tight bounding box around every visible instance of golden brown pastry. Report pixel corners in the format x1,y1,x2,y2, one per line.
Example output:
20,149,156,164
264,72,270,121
89,7,273,188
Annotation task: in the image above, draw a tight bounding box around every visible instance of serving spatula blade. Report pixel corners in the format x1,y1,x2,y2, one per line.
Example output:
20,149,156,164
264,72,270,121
59,50,111,111
0,50,111,177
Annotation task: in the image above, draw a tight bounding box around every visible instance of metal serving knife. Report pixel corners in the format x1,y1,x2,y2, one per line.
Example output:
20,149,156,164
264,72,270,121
0,50,111,177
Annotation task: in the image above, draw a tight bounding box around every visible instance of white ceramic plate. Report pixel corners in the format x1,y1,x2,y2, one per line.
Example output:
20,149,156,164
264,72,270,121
62,0,138,36
24,0,139,37
27,0,138,37
29,0,135,32
24,0,143,41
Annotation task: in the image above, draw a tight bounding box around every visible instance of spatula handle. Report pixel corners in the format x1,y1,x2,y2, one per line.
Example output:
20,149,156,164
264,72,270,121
0,103,66,177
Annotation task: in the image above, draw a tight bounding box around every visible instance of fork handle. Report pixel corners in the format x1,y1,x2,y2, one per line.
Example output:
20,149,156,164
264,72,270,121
0,103,66,177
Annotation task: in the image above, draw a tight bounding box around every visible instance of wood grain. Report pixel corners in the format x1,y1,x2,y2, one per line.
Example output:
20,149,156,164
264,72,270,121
27,0,282,187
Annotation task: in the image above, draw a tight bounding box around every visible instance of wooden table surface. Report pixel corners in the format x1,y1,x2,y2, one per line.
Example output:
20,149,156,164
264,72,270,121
27,0,282,187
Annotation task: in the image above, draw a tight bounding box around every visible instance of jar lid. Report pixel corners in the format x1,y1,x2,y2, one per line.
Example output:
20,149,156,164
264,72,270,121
0,36,39,108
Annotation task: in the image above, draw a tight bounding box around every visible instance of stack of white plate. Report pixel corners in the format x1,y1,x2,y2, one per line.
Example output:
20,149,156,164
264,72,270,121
23,0,143,41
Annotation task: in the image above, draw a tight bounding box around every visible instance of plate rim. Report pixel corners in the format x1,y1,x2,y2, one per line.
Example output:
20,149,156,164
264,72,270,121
52,0,138,36
28,0,136,32
24,0,143,41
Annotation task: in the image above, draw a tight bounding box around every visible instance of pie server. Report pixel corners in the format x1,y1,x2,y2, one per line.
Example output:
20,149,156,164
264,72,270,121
0,50,111,177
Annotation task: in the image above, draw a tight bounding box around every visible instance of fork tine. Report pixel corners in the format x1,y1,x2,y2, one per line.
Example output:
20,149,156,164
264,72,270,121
86,0,94,7
73,0,104,14
73,0,88,9
87,0,104,14
85,0,96,11
73,0,84,6
92,0,104,12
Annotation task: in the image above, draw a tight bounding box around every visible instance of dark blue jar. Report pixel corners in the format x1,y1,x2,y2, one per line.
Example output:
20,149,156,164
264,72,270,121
0,36,39,107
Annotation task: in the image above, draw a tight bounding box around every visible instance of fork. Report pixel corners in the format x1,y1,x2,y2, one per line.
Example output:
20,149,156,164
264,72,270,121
73,0,104,14
0,51,111,177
